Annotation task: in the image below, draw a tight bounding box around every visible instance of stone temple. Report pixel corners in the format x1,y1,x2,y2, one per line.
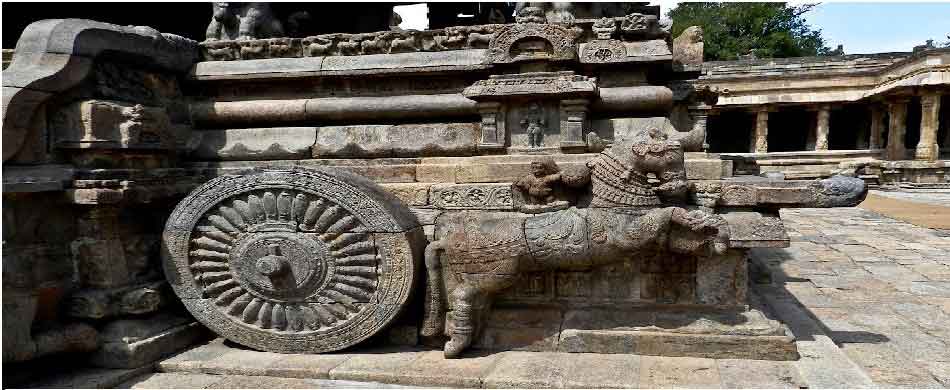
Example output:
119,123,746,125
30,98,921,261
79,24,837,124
0,1,945,386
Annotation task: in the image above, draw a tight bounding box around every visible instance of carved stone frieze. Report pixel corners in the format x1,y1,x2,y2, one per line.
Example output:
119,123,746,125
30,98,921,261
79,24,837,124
430,183,520,210
486,23,579,64
52,100,175,150
200,25,504,61
463,71,597,100
580,39,627,63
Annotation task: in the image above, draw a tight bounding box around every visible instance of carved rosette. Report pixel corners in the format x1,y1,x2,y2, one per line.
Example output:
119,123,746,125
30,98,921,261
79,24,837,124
580,40,628,63
163,168,420,353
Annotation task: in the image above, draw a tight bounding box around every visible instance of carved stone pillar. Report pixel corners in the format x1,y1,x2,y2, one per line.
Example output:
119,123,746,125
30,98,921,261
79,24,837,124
559,99,589,150
753,108,769,153
915,93,941,161
815,105,831,151
886,98,909,160
689,108,710,152
72,206,129,288
477,102,506,152
869,105,885,150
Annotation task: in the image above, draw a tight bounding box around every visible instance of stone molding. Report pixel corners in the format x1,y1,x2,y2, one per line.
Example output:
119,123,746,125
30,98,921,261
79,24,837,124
2,19,197,162
463,71,598,100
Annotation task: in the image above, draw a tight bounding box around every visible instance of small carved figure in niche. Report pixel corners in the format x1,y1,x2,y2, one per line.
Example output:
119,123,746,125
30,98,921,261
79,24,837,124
421,31,444,51
203,41,239,61
465,28,493,49
390,32,419,53
592,17,617,40
360,33,389,55
239,40,268,59
521,102,547,148
267,38,297,58
206,2,284,41
443,27,467,49
302,36,333,56
516,158,570,213
338,35,362,56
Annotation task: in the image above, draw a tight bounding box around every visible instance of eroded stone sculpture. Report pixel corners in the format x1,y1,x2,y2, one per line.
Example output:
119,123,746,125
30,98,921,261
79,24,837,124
206,2,284,41
422,131,730,358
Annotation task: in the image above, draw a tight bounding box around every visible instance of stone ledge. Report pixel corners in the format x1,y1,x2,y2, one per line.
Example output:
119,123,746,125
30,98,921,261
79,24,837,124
191,50,489,80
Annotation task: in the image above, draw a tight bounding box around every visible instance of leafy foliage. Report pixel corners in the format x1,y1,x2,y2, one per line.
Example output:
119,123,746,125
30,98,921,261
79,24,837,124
668,3,838,61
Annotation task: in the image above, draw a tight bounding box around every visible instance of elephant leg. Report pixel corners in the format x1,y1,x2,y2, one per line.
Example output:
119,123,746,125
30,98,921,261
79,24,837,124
444,282,478,358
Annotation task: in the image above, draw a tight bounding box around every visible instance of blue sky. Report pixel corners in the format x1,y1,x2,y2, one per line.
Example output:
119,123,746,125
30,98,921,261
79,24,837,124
396,2,950,55
802,2,950,54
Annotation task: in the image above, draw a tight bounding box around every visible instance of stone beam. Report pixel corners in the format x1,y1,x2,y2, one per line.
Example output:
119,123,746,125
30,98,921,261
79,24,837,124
915,92,942,161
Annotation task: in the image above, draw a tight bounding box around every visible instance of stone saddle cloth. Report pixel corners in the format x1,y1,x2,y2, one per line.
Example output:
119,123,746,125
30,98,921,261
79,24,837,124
441,208,593,274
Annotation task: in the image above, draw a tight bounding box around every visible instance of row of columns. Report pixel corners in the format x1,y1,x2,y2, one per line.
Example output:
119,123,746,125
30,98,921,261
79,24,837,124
745,91,943,161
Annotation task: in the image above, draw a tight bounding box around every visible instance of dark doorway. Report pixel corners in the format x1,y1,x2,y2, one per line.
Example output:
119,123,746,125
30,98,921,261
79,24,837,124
767,107,811,152
830,104,871,150
707,110,755,153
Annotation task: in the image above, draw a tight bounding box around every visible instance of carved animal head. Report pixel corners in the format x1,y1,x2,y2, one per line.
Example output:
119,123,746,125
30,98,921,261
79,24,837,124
680,26,703,44
531,157,559,177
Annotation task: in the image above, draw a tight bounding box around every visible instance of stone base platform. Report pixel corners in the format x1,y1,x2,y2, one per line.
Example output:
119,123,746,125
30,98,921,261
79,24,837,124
150,339,808,389
469,305,798,360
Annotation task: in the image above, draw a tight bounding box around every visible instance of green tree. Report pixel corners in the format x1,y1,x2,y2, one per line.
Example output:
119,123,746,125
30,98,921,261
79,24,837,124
669,3,837,61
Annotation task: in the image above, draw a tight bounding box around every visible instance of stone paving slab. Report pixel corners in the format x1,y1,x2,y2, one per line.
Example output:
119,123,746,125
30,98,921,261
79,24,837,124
118,373,408,389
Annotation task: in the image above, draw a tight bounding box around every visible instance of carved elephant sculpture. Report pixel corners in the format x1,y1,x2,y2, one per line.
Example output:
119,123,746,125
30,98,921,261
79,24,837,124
422,206,729,358
206,2,284,41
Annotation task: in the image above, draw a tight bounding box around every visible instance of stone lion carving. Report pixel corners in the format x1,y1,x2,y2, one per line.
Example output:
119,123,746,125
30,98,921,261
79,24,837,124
206,2,284,41
421,131,730,358
673,26,704,67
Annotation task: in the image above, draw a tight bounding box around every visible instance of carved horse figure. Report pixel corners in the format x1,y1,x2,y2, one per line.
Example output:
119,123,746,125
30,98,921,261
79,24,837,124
421,132,730,358
423,206,729,358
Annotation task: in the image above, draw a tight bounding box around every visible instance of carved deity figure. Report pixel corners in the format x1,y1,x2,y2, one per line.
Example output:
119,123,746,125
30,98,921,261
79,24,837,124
521,102,547,148
422,132,730,358
206,2,284,41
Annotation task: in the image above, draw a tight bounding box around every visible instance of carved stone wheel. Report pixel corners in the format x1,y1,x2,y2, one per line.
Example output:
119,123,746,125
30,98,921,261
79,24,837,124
163,168,421,353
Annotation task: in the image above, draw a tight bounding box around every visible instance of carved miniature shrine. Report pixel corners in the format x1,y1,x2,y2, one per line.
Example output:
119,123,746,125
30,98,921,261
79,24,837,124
2,2,868,371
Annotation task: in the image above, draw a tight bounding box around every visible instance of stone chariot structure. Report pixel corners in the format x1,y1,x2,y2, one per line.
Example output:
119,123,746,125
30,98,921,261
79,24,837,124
3,2,869,371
